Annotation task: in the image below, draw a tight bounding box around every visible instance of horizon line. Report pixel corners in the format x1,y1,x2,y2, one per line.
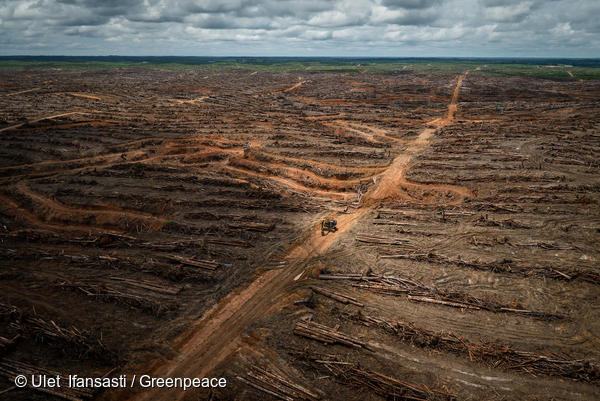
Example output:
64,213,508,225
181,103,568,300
1,55,600,60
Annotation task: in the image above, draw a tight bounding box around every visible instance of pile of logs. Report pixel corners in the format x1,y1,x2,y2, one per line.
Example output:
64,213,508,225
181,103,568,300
380,252,600,284
237,366,320,400
331,366,455,401
24,316,112,360
319,272,426,289
293,351,455,401
293,320,366,349
357,313,600,383
319,271,560,319
108,276,182,295
166,255,222,270
56,276,179,316
0,359,95,401
470,235,574,250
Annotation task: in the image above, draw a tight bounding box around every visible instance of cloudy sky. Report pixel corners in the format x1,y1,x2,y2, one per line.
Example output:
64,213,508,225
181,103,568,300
1,0,598,57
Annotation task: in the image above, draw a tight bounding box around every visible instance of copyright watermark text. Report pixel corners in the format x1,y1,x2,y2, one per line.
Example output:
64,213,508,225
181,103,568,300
14,374,227,391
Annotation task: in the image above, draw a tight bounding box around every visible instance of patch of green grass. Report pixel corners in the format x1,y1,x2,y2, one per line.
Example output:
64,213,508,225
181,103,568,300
469,63,600,81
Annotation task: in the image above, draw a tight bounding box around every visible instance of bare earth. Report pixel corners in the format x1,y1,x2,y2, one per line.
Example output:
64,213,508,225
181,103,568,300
0,68,599,401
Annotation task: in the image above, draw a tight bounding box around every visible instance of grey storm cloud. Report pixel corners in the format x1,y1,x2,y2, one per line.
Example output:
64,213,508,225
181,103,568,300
382,0,441,9
0,0,598,56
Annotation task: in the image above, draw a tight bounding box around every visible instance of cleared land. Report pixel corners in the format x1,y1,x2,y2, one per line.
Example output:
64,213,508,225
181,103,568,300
0,64,599,401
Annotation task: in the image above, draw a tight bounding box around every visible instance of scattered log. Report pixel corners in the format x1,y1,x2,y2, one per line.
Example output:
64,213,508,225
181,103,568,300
372,220,418,227
407,295,481,310
293,320,366,349
344,368,453,401
310,286,363,307
351,283,409,295
238,366,320,400
512,241,575,250
166,255,221,270
237,376,292,401
206,237,252,248
263,260,288,270
25,316,108,356
319,273,425,289
227,221,274,232
55,278,176,316
108,276,182,295
376,209,422,217
356,234,412,246
440,211,475,217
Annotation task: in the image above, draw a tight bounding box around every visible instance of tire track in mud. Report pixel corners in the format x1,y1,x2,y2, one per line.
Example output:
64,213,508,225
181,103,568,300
126,73,471,401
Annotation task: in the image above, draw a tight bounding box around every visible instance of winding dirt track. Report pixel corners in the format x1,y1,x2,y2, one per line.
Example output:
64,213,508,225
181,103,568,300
128,73,469,401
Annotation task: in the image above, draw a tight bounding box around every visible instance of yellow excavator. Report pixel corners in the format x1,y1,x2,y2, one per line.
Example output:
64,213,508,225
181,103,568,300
320,218,338,236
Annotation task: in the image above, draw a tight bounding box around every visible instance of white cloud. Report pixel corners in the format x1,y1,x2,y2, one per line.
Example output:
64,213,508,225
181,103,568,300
0,0,598,56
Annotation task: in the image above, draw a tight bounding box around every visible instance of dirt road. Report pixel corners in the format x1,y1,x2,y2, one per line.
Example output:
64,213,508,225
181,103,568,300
128,73,468,401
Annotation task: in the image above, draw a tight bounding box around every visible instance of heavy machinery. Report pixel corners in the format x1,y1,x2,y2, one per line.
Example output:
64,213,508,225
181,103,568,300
321,219,338,236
